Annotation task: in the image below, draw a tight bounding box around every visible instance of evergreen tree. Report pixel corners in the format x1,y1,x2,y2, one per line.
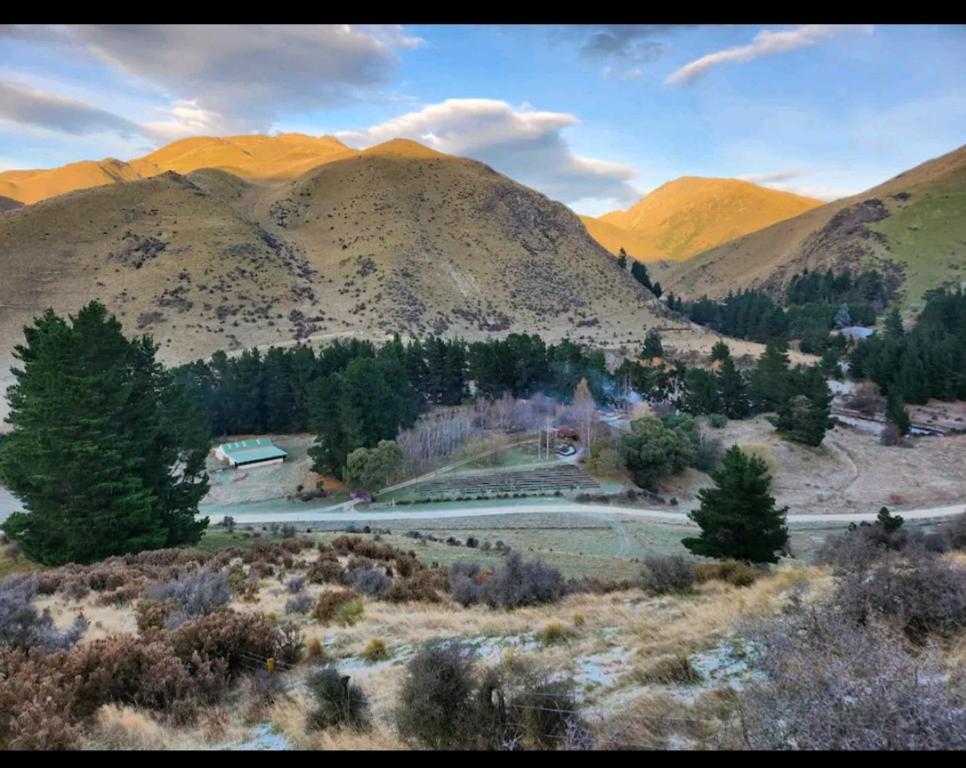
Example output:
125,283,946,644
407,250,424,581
630,261,652,291
641,330,664,360
748,338,792,414
886,391,911,436
651,281,663,298
683,446,788,563
0,302,209,565
834,303,852,329
710,340,731,363
617,248,628,270
621,416,694,491
680,368,721,416
717,356,750,419
771,366,834,446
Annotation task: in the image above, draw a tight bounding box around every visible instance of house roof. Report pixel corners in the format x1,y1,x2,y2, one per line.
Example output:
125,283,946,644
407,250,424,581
218,438,287,464
841,326,875,338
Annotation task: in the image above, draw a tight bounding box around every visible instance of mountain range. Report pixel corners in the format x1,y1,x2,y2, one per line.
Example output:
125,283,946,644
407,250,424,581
581,177,822,263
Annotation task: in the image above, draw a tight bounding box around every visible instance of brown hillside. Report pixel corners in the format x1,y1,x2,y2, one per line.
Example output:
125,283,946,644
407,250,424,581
0,196,22,213
0,145,717,422
0,134,356,205
661,144,966,308
584,177,822,263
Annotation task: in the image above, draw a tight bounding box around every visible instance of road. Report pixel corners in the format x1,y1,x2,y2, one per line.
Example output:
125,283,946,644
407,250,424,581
201,497,965,529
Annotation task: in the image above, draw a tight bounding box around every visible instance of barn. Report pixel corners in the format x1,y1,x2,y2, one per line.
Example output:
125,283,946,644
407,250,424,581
214,438,288,469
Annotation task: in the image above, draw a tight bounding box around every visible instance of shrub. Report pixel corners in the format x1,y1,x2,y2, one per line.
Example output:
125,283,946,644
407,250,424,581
833,548,966,640
344,567,391,598
0,574,88,652
4,542,22,559
636,653,700,684
362,637,388,663
306,553,343,584
167,611,279,679
708,414,728,429
499,665,590,750
740,607,966,749
572,613,585,627
640,555,697,595
336,599,364,627
482,552,563,609
538,621,568,645
306,666,371,730
946,513,966,550
285,576,306,594
305,637,326,661
395,641,478,749
280,524,297,539
284,594,314,615
694,559,759,587
274,621,305,666
312,589,358,624
384,568,448,604
142,568,232,628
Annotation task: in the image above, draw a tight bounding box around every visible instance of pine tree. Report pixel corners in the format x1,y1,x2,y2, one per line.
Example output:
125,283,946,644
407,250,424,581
886,391,911,436
748,339,792,414
617,248,628,270
641,330,664,360
683,446,788,563
717,356,750,419
771,366,834,446
710,340,731,363
0,302,209,565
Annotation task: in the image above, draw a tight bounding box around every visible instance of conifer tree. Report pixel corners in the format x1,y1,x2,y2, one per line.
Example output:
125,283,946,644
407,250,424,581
771,366,833,446
0,302,209,565
886,391,911,436
717,356,750,419
683,446,788,563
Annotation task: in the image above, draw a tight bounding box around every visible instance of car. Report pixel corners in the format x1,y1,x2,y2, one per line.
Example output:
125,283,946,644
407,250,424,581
556,444,576,457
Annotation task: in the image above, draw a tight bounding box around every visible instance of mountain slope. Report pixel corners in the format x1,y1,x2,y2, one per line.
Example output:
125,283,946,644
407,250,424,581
583,177,822,263
0,134,356,205
661,144,966,308
0,143,699,421
0,196,22,213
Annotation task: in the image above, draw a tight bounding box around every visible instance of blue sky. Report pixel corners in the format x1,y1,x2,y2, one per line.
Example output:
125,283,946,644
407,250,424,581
0,24,964,215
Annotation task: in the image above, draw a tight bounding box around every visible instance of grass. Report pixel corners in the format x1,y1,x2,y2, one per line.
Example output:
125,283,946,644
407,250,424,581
871,181,966,310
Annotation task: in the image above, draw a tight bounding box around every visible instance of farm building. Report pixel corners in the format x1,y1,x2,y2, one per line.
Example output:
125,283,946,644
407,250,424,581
214,438,288,469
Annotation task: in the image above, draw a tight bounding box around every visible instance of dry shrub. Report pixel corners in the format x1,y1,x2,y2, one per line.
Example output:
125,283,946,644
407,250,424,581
344,567,392,597
694,560,759,588
538,621,569,645
135,598,176,633
635,653,700,684
313,589,361,625
94,704,166,749
305,637,326,662
384,567,448,603
167,611,279,678
740,607,966,749
306,553,343,585
306,666,371,731
450,553,563,609
640,555,697,595
362,637,388,663
0,573,88,652
736,443,776,474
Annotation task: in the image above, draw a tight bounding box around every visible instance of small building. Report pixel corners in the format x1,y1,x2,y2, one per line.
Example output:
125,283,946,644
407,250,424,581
840,326,875,341
215,438,288,469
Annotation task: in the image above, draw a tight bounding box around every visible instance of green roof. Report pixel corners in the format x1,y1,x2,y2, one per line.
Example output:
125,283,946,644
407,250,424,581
219,438,287,464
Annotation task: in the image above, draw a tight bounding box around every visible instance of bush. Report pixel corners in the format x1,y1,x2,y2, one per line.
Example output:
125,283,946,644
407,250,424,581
395,641,478,749
833,548,966,640
274,621,305,666
740,607,966,749
538,621,568,645
306,553,343,584
482,552,563,609
708,414,728,429
640,555,697,595
636,653,700,684
142,569,232,628
285,594,313,615
285,576,306,594
688,428,723,472
305,637,325,661
306,666,371,730
944,513,966,550
694,559,759,587
362,637,388,663
167,611,279,679
344,567,391,597
280,524,297,539
312,589,359,625
0,574,88,652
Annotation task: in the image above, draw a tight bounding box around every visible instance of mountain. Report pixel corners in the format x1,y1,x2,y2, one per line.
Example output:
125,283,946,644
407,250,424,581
0,133,356,205
582,177,823,263
0,140,699,420
0,196,22,213
660,144,966,309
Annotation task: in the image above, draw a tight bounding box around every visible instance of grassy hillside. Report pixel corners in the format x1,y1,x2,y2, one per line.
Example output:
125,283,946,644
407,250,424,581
584,177,822,263
661,144,966,310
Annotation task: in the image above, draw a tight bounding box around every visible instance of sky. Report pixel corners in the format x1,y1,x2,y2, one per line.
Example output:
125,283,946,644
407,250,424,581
0,24,964,216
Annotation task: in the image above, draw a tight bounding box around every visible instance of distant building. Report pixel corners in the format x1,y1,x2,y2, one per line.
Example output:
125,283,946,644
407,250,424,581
840,326,875,341
214,438,287,469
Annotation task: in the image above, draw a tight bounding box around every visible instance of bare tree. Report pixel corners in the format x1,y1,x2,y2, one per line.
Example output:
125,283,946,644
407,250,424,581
571,378,596,447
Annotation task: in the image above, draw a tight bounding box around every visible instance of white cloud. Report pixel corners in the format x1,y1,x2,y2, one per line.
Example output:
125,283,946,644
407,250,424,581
336,98,641,206
0,80,144,137
0,25,421,136
666,25,874,86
